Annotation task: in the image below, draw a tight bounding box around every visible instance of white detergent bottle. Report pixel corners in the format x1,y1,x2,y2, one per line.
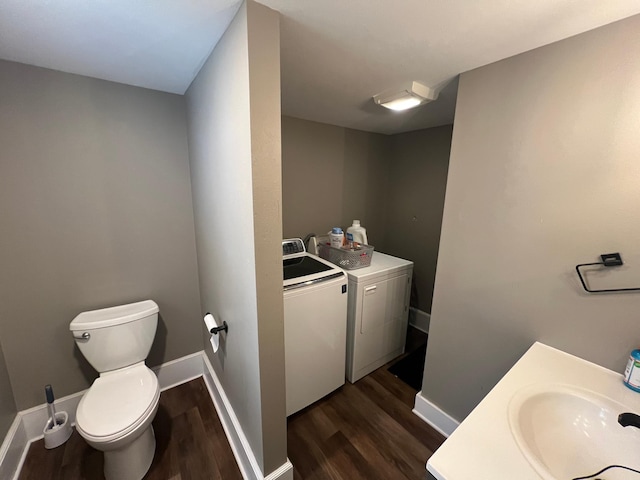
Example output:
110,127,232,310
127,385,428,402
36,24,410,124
346,220,368,245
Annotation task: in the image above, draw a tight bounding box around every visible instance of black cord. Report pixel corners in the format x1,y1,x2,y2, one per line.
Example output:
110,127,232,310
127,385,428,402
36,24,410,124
572,464,640,480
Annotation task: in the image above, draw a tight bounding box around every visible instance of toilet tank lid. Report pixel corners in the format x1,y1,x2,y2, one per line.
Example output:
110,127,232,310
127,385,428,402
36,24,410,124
70,300,159,331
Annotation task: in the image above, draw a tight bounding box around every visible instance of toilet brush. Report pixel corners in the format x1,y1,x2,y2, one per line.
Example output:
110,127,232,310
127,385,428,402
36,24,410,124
45,385,59,428
43,384,72,449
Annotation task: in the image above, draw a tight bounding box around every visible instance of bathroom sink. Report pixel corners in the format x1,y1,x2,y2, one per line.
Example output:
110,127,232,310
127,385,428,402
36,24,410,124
509,384,640,480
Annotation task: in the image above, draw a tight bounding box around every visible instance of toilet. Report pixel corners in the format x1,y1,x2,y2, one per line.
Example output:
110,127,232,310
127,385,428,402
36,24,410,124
70,300,161,480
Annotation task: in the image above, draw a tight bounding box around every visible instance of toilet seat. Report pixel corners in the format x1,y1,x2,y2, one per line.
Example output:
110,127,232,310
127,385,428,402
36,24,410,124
76,363,160,443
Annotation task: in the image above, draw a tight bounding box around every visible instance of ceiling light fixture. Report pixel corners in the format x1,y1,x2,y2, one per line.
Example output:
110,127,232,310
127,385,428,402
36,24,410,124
373,81,438,111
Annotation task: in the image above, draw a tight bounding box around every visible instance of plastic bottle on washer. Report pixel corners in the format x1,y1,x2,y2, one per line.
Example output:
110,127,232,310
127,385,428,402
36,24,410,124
346,220,368,245
329,227,344,248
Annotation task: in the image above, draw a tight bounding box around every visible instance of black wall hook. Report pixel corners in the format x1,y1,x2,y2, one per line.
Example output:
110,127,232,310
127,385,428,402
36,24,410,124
575,252,640,293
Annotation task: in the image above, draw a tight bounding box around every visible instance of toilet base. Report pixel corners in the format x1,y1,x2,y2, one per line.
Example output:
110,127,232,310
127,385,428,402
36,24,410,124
103,425,156,480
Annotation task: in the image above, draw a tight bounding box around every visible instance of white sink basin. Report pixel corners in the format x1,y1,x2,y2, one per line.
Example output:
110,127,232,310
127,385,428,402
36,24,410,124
509,384,640,480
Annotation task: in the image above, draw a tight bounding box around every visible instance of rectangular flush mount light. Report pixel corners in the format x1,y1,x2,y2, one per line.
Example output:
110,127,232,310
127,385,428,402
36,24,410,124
373,81,438,111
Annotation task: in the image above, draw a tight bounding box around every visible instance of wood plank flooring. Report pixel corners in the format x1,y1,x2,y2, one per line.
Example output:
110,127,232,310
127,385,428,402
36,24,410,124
19,327,444,480
287,328,445,480
18,378,242,480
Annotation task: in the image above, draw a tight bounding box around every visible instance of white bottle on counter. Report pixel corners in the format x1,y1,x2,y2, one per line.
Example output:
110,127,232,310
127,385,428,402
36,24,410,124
329,227,344,248
346,220,368,245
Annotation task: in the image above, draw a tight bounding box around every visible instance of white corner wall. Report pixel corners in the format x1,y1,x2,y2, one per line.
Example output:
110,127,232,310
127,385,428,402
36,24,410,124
422,13,640,421
186,0,263,468
185,0,287,477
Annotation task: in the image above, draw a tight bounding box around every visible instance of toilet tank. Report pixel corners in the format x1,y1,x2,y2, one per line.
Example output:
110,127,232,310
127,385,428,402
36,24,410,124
70,300,159,373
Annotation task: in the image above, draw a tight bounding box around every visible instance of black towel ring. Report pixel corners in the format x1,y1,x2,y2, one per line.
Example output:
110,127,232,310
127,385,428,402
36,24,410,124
575,252,640,293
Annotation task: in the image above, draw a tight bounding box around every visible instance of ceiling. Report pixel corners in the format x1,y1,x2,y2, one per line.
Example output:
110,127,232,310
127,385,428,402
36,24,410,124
2,1,640,135
0,0,241,94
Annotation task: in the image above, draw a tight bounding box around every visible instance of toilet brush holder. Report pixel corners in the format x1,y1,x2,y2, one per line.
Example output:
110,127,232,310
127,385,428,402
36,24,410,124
43,411,72,449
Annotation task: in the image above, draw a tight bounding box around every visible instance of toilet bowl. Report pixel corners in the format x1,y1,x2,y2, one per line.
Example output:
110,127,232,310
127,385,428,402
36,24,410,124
70,300,160,480
76,363,160,479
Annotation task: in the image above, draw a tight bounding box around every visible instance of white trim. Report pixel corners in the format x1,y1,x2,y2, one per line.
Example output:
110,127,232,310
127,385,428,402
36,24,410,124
0,415,26,480
409,307,430,334
21,390,84,442
18,352,206,445
412,391,459,437
1,351,292,480
201,354,293,480
2,352,206,479
264,460,293,480
11,436,29,480
201,353,254,479
153,351,204,391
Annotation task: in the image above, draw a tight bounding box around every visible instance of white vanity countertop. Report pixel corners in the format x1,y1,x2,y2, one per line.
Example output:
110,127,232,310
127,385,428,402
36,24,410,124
427,342,640,480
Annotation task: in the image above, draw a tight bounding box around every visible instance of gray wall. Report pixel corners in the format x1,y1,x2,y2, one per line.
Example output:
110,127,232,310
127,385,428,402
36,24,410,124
0,60,202,409
186,1,287,476
246,2,288,473
0,342,16,440
422,13,640,421
281,116,391,245
282,116,452,312
385,126,452,311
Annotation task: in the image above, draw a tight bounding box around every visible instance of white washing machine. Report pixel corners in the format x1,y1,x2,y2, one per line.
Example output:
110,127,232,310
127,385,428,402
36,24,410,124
282,238,347,416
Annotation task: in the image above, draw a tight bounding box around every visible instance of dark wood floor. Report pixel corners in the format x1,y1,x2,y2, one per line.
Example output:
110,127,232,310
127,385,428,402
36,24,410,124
287,327,445,480
20,327,443,480
19,378,243,480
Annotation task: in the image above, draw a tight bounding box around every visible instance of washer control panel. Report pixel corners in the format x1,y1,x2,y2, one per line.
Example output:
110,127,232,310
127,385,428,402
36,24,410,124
282,238,305,256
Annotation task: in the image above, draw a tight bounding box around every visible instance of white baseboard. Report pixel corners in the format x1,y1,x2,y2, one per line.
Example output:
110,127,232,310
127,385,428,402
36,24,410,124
0,415,26,480
201,354,293,480
18,352,206,446
153,351,205,392
1,351,208,480
1,388,87,480
409,307,430,334
264,460,294,480
20,390,85,443
1,351,292,480
412,391,459,438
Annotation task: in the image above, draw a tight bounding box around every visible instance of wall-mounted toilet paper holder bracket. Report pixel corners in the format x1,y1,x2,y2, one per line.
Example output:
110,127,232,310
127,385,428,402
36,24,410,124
209,321,228,335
